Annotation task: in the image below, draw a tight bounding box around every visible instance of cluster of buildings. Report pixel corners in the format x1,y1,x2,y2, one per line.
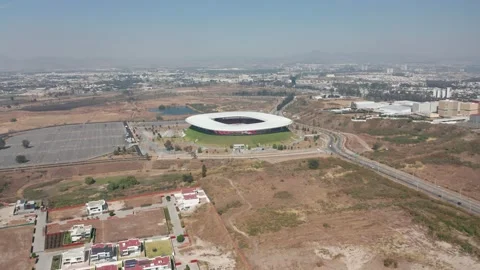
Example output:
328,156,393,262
351,99,480,118
61,238,173,270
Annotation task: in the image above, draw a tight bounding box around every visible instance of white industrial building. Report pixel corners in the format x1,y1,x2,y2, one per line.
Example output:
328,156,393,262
351,101,388,110
412,101,439,116
374,105,412,115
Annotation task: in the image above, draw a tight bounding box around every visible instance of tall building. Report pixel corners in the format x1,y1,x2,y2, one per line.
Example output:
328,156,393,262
459,102,479,116
438,100,459,117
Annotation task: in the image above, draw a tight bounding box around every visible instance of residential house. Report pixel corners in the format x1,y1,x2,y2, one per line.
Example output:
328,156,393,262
90,243,117,263
119,239,142,257
69,224,93,242
175,188,200,210
61,247,86,268
124,256,171,270
13,199,36,215
86,200,108,215
95,264,118,270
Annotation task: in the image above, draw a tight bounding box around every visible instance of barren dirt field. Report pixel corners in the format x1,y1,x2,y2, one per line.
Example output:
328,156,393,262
0,225,35,270
286,98,480,201
0,88,278,133
0,160,145,202
48,208,168,242
183,204,249,270
197,158,480,270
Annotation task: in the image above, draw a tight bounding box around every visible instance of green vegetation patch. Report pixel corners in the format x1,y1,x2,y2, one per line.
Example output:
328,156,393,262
51,254,62,270
184,127,293,146
383,135,428,144
273,191,293,199
217,200,242,215
145,239,173,258
245,208,303,236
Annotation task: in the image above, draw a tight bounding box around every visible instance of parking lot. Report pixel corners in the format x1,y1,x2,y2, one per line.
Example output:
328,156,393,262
0,122,126,168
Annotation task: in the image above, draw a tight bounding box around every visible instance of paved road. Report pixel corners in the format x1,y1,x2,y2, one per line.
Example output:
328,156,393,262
167,200,184,236
318,127,480,215
33,210,47,253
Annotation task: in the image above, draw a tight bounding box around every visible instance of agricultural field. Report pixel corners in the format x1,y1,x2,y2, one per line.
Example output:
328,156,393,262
197,158,480,269
184,128,294,146
0,225,35,270
285,98,480,201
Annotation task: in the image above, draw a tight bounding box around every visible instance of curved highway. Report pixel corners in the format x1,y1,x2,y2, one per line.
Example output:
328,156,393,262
319,127,480,215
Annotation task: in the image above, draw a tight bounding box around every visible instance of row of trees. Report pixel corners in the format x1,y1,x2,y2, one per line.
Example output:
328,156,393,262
233,89,291,96
276,94,295,111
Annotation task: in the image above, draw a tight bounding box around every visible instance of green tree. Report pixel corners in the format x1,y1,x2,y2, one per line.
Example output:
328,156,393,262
84,177,95,185
182,173,194,183
308,159,319,169
197,147,202,153
272,144,278,149
202,164,207,178
16,155,27,163
372,142,382,151
0,137,5,149
10,118,17,122
158,105,166,110
22,139,30,148
122,146,126,152
156,114,164,120
164,140,174,151
185,265,191,270
176,234,185,243
166,196,171,202
174,144,182,151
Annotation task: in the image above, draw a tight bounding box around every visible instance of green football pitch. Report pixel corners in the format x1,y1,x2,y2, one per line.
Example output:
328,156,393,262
184,128,294,146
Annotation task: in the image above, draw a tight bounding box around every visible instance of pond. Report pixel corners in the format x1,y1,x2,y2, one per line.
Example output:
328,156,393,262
149,106,197,115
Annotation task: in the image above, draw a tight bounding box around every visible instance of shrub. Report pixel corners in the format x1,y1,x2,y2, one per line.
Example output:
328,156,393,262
176,234,185,243
84,177,95,185
15,155,28,163
182,174,194,183
197,147,202,153
383,258,398,268
10,118,17,122
308,159,319,169
22,139,30,148
202,164,207,178
109,210,115,216
372,142,382,151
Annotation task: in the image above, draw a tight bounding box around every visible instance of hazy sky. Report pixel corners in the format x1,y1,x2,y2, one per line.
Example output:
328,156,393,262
1,0,479,60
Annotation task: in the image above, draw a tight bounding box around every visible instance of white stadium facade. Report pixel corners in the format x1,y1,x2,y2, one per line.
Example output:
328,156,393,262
185,111,293,135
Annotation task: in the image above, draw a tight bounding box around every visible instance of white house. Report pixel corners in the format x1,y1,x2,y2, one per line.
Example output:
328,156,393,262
61,248,85,268
85,200,107,215
118,239,142,257
90,243,117,263
175,188,201,211
124,256,171,270
69,224,92,242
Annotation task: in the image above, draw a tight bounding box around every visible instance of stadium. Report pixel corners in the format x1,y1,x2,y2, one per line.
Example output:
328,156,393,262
184,111,293,145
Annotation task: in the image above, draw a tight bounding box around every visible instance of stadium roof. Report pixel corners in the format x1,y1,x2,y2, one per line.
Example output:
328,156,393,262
186,111,293,132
